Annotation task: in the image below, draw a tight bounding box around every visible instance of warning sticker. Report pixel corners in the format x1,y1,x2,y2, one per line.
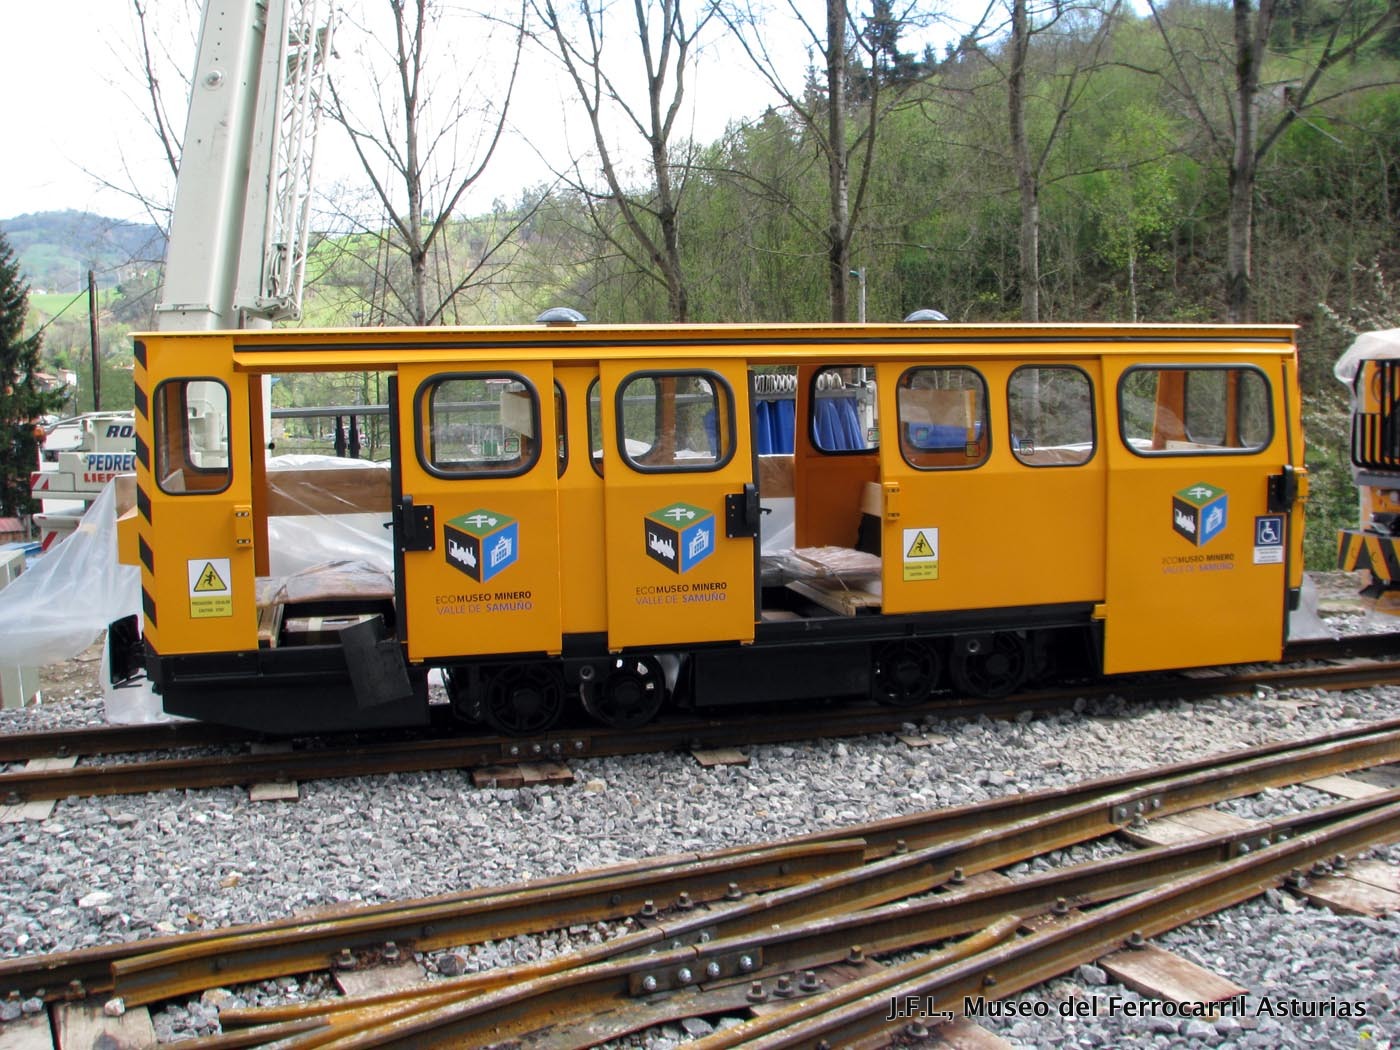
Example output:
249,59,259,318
903,527,939,581
188,558,233,619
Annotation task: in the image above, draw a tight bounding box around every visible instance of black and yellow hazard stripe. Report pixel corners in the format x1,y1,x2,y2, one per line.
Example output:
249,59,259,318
1337,528,1400,581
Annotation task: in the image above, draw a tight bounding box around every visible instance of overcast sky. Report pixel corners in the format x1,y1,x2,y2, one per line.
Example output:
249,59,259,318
0,0,984,226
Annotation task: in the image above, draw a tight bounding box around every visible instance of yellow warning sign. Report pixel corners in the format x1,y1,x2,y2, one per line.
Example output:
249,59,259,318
902,527,939,582
193,562,227,592
188,558,233,619
906,531,935,559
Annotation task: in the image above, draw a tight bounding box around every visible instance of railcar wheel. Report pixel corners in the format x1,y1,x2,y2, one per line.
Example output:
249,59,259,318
950,633,1028,699
582,657,666,729
481,665,565,735
872,640,941,706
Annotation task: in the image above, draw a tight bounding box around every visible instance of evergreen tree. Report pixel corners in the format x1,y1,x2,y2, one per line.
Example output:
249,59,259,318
0,231,64,517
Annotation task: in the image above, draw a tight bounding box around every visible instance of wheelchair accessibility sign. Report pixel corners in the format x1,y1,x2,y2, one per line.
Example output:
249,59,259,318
1254,516,1284,564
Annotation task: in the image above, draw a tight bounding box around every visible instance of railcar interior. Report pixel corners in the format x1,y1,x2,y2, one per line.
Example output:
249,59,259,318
113,322,1308,735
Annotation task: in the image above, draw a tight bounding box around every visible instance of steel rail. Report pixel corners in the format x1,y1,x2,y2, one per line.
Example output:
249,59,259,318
6,720,1400,1011
697,798,1400,1049
240,794,1400,1050
0,842,863,1004
8,638,1400,800
100,720,1400,1014
0,721,251,763
211,787,1400,1050
110,842,866,1006
198,741,1400,1047
4,657,1400,806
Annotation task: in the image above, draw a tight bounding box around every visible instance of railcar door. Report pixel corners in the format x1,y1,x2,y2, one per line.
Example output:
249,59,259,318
598,359,758,650
875,358,1108,616
394,362,563,662
1100,358,1291,673
136,344,259,657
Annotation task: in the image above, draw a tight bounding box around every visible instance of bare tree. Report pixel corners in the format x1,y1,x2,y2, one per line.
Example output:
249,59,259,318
947,0,1120,321
717,0,926,321
531,0,714,322
328,0,529,325
1143,0,1399,321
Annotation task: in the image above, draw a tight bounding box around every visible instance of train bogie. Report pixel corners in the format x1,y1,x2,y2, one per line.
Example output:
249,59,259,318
114,321,1307,734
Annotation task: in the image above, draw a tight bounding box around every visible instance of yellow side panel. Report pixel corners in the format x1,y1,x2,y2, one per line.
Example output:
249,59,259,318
876,360,1107,614
134,337,257,656
556,366,608,636
396,362,563,662
1100,361,1290,673
599,359,756,650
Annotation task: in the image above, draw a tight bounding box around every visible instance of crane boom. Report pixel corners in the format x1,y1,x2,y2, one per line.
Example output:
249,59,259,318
156,0,335,331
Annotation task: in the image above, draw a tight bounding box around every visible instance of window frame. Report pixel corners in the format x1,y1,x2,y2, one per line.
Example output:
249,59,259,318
1006,363,1098,468
808,365,879,456
414,371,543,480
153,377,233,496
1117,363,1274,458
896,365,991,471
613,368,737,475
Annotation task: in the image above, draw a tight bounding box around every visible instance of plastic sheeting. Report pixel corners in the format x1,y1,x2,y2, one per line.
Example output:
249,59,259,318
0,482,138,668
264,454,393,576
1333,328,1400,385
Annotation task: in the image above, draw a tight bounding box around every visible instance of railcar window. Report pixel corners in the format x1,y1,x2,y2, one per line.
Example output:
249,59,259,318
897,367,989,469
1119,366,1272,455
811,366,878,453
617,371,734,472
420,374,540,477
154,379,231,495
1008,366,1095,467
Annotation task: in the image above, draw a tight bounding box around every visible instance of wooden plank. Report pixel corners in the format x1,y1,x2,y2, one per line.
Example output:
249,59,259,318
1346,858,1400,894
0,758,78,823
691,748,749,769
265,467,391,516
0,1012,54,1050
248,781,301,802
785,578,881,616
1299,871,1400,917
334,959,428,998
1305,774,1387,799
472,765,525,789
520,762,574,787
1120,808,1258,848
1099,943,1247,1005
932,1019,1016,1049
0,801,60,824
52,1001,155,1050
256,600,285,648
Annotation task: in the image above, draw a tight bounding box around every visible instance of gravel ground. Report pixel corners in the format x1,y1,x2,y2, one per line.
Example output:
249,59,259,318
0,574,1397,1048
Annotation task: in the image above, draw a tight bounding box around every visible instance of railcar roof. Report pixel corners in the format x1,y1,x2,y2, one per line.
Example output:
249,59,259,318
135,321,1299,372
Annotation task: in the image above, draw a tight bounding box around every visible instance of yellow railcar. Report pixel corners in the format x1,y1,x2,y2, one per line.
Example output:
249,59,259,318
113,320,1307,734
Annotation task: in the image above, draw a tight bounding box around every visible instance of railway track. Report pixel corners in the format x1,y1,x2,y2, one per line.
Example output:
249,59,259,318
1,720,1398,1048
4,637,1400,804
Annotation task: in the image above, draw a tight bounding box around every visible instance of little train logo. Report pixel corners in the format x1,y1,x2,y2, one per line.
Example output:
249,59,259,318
1172,483,1227,547
444,509,519,583
644,503,715,574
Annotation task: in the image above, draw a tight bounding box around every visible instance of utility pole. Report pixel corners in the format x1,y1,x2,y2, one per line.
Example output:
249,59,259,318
87,270,101,411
